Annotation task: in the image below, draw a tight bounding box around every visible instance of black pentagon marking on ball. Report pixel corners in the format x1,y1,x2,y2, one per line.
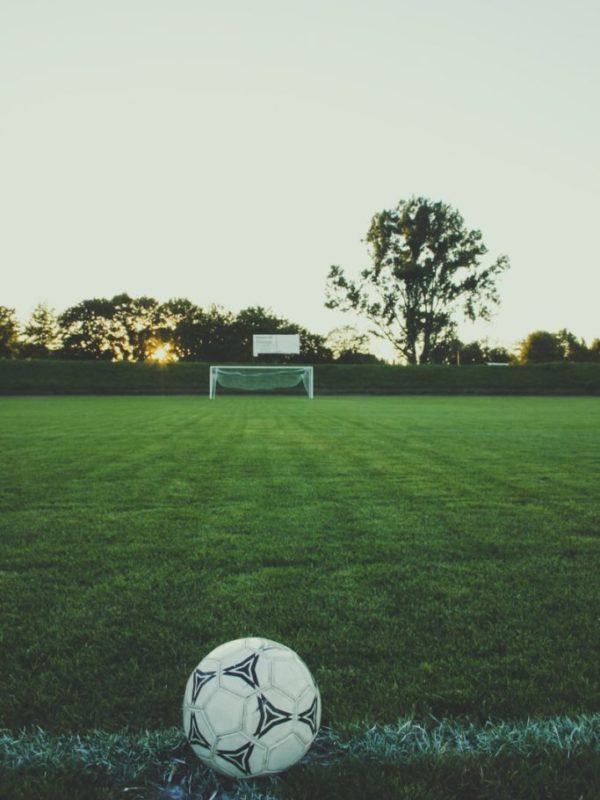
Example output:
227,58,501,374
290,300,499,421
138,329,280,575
222,653,260,689
298,696,319,735
215,740,255,775
188,711,211,750
253,693,293,738
191,668,216,703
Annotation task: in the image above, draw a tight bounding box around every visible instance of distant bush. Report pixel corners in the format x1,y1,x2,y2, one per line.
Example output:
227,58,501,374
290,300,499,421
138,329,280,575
459,341,486,365
519,331,564,363
485,346,512,363
519,329,597,363
334,351,382,364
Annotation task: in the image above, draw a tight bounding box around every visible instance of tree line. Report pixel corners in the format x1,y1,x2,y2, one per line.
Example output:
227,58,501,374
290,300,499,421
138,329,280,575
424,330,600,365
0,298,597,364
0,297,379,364
1,196,598,365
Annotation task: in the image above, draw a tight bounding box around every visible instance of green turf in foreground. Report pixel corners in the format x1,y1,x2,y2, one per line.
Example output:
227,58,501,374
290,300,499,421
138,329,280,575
1,716,599,799
1,396,599,797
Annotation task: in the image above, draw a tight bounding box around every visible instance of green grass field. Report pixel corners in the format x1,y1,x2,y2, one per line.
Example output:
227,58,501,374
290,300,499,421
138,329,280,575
1,396,599,799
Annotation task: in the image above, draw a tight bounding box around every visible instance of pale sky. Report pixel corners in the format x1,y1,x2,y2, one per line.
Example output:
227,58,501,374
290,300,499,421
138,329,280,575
2,0,599,357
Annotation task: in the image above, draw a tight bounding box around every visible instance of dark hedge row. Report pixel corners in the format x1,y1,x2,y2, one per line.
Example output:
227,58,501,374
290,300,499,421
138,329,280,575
1,359,600,395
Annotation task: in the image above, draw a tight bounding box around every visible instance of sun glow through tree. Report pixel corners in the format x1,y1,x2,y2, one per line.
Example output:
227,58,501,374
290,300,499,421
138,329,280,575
148,343,177,363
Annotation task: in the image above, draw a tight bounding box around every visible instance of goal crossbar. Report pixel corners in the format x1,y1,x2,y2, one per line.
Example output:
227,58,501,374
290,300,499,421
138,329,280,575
209,366,314,399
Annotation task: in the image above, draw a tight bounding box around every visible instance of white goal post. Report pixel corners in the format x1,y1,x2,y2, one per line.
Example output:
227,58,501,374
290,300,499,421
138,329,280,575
209,366,314,399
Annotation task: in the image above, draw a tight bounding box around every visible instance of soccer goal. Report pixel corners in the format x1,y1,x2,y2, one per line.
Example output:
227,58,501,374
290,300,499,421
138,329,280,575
209,366,314,399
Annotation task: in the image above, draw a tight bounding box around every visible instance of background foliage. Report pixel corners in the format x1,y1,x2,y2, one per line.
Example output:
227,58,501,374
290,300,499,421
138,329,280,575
1,299,598,366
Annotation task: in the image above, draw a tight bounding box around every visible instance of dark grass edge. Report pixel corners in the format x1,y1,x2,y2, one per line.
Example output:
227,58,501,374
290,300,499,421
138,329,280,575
2,716,599,800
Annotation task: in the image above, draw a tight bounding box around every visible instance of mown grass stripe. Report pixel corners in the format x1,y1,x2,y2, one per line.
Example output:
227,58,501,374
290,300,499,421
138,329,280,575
3,397,600,734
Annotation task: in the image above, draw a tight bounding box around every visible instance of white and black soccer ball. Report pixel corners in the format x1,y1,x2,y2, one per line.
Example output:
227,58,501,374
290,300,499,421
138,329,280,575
183,637,321,778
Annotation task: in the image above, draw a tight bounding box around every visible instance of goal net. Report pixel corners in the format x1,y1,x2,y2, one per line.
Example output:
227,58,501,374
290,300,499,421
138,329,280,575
209,366,314,399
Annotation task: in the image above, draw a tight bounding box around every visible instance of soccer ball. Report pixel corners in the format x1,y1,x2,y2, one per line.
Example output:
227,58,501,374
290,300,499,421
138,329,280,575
183,637,321,778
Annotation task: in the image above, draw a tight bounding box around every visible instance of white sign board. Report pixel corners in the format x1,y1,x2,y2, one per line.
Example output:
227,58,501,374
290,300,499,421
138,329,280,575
253,334,300,356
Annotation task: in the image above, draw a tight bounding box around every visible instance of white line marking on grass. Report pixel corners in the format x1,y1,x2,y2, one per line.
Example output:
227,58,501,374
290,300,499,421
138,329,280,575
1,716,599,798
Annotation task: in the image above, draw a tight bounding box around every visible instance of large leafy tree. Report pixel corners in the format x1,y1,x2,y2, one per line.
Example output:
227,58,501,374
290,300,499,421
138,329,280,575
161,300,236,361
22,303,62,357
519,331,563,363
555,328,590,362
519,329,592,363
59,294,164,360
0,306,20,358
195,305,237,361
157,298,202,360
293,326,332,363
59,298,115,360
109,294,162,361
326,197,510,364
